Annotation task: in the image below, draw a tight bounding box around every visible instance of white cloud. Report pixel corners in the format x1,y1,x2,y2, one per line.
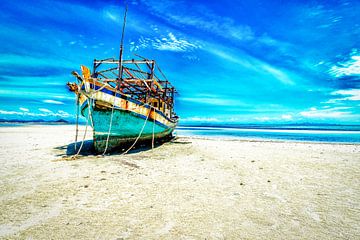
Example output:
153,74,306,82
181,116,220,123
105,11,118,22
19,107,29,112
139,0,254,42
0,109,72,118
0,110,22,115
179,95,248,106
206,47,295,85
281,114,293,120
131,32,200,52
300,107,352,118
329,55,360,77
254,117,270,121
43,99,64,105
39,108,52,113
331,89,360,101
323,89,360,104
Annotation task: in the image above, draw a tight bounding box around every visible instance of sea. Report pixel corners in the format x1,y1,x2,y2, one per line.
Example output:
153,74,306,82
175,124,360,143
1,122,360,144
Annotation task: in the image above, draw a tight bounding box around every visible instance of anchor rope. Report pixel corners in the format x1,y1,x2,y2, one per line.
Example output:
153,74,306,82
71,79,95,159
102,88,117,155
74,91,80,152
152,113,155,149
72,97,93,158
121,107,152,155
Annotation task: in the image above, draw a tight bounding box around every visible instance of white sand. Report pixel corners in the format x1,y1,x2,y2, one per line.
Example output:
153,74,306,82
0,124,359,239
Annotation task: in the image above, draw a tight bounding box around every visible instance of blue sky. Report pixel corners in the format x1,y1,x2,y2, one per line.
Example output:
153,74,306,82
0,0,359,124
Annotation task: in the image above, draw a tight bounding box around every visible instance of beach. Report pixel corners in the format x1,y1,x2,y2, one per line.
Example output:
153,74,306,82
0,125,359,239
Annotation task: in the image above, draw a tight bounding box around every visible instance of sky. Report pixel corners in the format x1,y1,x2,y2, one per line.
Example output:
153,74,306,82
0,0,359,124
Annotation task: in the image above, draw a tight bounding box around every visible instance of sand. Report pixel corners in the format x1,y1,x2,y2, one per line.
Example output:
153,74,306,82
0,124,359,239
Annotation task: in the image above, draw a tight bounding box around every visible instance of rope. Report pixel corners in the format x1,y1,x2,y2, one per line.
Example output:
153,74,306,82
73,79,85,152
102,90,117,155
74,92,80,152
152,112,155,149
70,97,93,159
121,107,152,155
70,79,95,159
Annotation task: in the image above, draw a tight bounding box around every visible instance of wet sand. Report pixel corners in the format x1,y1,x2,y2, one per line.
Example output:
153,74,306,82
0,125,359,239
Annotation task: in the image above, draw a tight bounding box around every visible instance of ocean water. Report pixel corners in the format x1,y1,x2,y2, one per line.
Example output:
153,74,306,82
175,125,360,143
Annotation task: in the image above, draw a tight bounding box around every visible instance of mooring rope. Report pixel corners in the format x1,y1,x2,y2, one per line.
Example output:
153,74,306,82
102,91,117,155
70,79,95,159
74,91,80,152
152,112,155,149
121,107,152,155
70,97,93,159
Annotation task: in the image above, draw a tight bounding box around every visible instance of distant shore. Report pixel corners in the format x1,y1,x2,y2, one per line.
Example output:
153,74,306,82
0,125,359,239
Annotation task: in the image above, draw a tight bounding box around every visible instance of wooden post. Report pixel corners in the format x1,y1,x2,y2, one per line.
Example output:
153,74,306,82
117,5,128,92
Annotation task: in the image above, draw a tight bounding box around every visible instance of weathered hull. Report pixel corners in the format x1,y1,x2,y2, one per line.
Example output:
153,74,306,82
82,103,174,152
78,83,177,153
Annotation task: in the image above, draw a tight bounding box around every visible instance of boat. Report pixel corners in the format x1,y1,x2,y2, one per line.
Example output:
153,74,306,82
67,7,178,154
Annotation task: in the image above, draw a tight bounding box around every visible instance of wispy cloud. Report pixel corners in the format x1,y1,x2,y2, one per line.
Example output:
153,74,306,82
329,54,360,78
39,108,52,113
179,94,249,106
254,116,270,121
0,109,71,118
299,107,352,118
180,116,220,123
138,0,254,42
43,99,64,105
324,89,360,103
206,47,296,85
281,114,293,120
331,89,360,101
19,107,29,112
130,32,200,52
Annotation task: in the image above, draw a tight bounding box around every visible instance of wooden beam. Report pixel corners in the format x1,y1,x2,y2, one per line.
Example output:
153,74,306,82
94,59,155,64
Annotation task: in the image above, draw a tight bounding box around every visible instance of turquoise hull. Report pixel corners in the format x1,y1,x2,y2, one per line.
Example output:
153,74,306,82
82,102,175,153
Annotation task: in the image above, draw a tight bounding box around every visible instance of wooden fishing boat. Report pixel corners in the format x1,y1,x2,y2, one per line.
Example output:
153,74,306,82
67,8,178,153
67,58,178,153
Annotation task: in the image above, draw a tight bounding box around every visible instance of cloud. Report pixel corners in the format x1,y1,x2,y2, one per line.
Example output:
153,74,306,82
299,107,352,118
139,0,254,42
19,107,29,112
206,47,295,85
43,99,64,105
281,114,293,120
179,94,248,106
39,108,52,113
254,117,270,121
323,89,360,104
0,109,71,118
331,89,360,101
0,110,21,115
329,55,360,78
104,10,118,22
180,116,220,123
130,32,200,52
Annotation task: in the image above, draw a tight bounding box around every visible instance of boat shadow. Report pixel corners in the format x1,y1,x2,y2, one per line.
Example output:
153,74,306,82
54,137,174,157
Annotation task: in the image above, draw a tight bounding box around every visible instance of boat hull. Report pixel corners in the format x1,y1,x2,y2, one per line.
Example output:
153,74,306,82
84,104,174,152
79,87,177,153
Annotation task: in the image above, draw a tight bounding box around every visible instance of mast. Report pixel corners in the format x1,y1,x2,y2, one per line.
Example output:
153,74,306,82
118,5,128,91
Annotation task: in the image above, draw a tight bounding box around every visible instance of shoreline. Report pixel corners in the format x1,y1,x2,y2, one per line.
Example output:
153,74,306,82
1,123,360,145
178,135,360,145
